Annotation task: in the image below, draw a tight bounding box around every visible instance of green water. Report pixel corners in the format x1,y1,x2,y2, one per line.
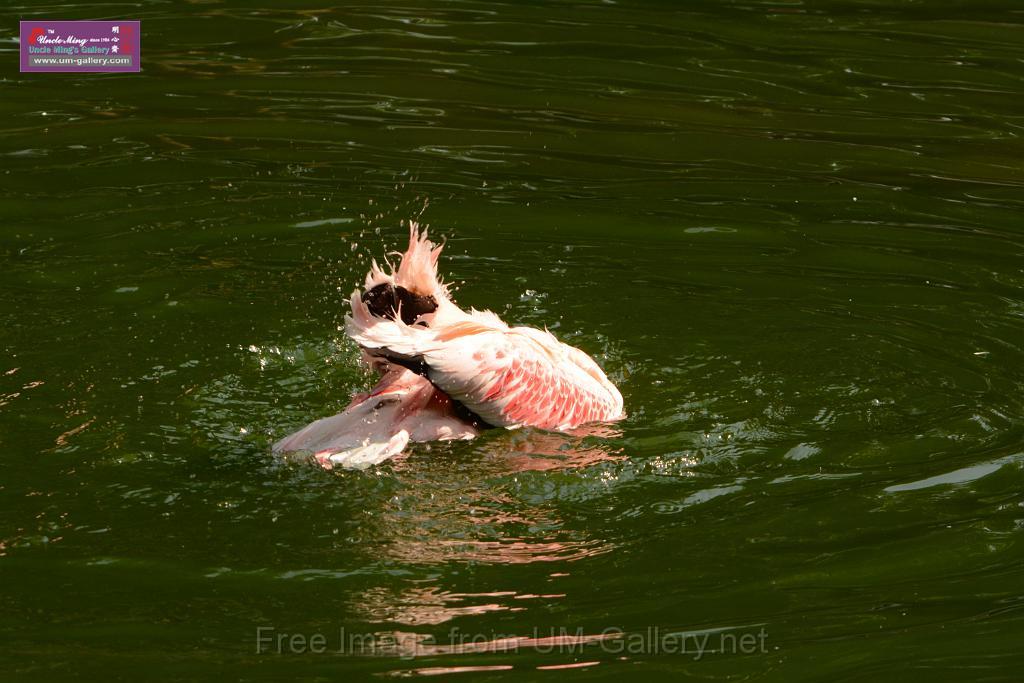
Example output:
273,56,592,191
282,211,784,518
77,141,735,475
3,1,1024,680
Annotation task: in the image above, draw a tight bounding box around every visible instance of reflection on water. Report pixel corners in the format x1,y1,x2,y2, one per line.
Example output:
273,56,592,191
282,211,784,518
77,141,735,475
356,585,528,626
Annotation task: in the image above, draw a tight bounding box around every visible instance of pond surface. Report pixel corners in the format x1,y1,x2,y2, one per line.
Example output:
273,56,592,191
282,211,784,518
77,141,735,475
2,1,1024,680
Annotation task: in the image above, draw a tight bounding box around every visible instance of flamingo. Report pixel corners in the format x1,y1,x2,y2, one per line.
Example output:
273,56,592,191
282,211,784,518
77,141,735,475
273,223,624,469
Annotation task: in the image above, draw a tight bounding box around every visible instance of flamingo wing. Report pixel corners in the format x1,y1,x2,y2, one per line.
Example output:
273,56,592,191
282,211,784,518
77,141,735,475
347,295,623,430
272,364,479,469
427,326,623,430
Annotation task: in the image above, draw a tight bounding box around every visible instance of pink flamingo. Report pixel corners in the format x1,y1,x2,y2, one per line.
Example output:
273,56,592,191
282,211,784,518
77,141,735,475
273,223,624,469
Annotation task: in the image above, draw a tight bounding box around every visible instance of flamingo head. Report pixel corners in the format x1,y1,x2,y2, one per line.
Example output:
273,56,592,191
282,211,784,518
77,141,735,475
357,221,453,327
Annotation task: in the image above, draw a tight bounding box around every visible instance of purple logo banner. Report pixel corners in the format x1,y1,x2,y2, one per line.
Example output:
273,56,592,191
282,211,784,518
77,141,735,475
20,20,140,73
